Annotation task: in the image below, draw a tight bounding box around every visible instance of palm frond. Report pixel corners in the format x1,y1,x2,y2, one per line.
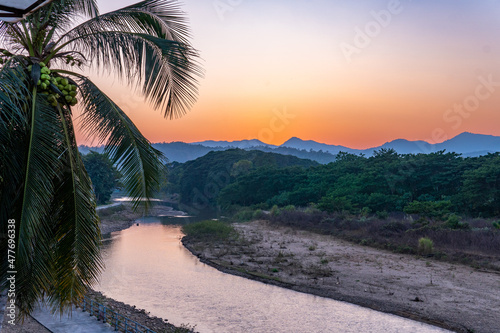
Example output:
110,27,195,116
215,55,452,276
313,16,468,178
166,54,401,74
56,0,202,118
0,66,32,290
15,90,67,314
64,0,191,44
0,0,99,52
0,66,101,313
76,75,164,210
0,66,31,190
70,0,99,18
48,103,102,312
59,30,201,118
33,0,99,27
1,0,202,316
0,64,31,125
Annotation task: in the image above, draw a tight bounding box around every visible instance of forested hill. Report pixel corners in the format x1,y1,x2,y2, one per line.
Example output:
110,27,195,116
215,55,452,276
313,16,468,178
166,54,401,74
168,148,500,219
168,149,318,208
217,150,500,218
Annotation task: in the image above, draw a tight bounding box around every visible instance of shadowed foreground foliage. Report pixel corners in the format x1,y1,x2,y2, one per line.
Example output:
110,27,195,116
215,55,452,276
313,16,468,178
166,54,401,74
0,0,200,316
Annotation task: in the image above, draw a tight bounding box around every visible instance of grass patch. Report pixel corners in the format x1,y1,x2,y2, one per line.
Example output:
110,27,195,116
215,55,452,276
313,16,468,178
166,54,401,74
418,237,434,255
182,220,236,241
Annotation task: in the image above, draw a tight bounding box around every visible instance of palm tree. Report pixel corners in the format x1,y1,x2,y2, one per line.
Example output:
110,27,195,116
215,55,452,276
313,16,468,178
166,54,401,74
0,0,201,319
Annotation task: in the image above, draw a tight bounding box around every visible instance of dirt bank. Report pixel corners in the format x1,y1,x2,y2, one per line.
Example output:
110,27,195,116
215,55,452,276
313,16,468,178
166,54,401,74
183,220,500,333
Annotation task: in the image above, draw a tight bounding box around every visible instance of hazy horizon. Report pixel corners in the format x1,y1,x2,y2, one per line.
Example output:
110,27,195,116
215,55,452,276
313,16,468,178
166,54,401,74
76,0,500,149
77,131,499,150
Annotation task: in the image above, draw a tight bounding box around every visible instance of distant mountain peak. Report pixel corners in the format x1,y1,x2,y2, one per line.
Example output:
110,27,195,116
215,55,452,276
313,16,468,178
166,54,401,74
284,136,302,142
282,137,310,145
191,139,272,149
79,132,500,164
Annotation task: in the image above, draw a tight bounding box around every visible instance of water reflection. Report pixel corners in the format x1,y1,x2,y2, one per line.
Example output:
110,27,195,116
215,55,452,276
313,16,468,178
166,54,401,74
97,222,450,333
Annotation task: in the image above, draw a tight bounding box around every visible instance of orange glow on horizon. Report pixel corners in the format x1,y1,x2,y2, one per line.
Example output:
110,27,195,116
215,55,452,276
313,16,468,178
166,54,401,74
74,1,500,151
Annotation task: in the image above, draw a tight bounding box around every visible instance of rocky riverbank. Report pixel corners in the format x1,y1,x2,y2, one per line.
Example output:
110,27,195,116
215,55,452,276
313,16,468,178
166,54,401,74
85,290,195,333
183,220,500,333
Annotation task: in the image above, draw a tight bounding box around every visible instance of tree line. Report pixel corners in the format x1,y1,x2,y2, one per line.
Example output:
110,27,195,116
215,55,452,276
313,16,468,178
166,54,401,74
168,149,500,218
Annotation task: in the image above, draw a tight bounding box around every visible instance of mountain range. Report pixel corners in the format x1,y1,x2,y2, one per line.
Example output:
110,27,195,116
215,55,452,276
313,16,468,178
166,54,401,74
79,132,500,164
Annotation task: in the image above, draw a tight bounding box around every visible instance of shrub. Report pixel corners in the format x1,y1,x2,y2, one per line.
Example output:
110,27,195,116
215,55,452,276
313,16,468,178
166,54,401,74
376,210,388,219
318,195,354,213
492,221,500,230
252,209,266,220
304,203,321,215
360,206,371,217
267,192,290,207
404,200,451,221
381,221,407,234
445,214,470,230
270,205,280,216
418,237,434,255
234,208,254,221
182,220,236,241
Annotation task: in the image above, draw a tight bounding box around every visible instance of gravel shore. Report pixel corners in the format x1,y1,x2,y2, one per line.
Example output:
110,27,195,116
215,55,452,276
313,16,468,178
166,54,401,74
84,290,195,333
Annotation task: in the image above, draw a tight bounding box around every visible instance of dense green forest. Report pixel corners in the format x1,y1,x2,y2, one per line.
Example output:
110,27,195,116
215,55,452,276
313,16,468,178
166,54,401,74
82,151,120,204
167,149,318,208
169,149,500,218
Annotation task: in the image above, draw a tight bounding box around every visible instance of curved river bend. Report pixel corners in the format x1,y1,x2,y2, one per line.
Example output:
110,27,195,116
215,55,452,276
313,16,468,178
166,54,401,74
96,221,451,333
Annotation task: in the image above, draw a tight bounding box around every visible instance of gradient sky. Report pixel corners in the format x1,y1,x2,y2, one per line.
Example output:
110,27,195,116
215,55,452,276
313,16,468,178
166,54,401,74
76,0,500,148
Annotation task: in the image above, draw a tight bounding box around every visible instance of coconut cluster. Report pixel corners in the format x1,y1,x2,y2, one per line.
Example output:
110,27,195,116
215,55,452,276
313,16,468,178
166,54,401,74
29,62,78,107
0,49,12,64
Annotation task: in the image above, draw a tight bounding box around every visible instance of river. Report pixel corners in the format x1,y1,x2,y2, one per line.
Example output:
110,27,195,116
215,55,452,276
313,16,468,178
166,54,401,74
96,219,451,333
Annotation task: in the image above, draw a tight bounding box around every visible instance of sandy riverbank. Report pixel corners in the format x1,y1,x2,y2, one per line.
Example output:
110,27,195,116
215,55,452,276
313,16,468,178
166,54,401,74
183,220,500,333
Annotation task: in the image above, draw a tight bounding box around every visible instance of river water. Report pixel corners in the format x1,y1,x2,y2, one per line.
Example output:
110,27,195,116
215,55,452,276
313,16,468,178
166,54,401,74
96,220,451,333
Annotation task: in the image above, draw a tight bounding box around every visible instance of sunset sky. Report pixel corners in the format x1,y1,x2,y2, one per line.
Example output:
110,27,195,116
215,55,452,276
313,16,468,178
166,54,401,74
77,0,500,149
